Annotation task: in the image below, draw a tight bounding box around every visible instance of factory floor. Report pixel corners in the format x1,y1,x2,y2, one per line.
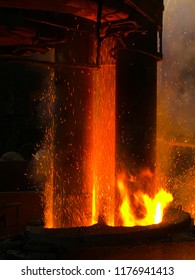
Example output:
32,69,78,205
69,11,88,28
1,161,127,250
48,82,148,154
1,225,195,260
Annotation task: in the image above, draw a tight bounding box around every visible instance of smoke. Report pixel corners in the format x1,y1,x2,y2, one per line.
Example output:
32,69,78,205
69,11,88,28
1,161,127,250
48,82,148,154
159,0,195,142
157,0,195,216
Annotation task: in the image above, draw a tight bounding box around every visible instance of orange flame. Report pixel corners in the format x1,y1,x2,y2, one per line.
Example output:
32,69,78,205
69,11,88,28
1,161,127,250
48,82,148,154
35,41,174,229
117,172,173,226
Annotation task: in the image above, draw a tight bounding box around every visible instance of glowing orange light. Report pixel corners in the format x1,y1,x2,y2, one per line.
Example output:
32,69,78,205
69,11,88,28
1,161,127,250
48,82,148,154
35,70,55,228
117,173,173,227
92,63,116,226
36,41,174,229
90,38,116,226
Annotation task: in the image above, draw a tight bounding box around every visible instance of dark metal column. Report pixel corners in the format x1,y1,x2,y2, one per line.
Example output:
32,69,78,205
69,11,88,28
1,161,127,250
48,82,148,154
116,24,158,174
53,27,95,228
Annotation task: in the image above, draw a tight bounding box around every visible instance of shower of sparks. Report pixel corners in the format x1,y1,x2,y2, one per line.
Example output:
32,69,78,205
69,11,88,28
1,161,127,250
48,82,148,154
35,69,56,228
92,64,116,226
158,0,195,219
34,30,177,228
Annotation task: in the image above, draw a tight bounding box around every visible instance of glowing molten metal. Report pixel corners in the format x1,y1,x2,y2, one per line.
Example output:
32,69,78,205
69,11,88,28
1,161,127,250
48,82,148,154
117,171,173,226
37,41,174,229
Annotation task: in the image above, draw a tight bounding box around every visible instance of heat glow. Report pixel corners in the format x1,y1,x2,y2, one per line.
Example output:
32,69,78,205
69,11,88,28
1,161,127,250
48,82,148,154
117,173,173,226
36,69,55,228
92,64,116,226
38,42,173,228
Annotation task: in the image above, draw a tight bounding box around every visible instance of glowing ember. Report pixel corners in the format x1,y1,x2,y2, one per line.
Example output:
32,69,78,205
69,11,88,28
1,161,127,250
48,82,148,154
117,172,173,226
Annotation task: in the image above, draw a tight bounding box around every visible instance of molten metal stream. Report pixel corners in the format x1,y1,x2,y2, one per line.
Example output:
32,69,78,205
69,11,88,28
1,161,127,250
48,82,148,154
92,65,116,226
38,52,173,228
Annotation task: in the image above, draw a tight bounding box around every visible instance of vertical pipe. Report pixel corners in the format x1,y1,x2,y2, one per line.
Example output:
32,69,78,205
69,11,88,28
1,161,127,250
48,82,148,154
96,0,103,66
116,26,157,175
